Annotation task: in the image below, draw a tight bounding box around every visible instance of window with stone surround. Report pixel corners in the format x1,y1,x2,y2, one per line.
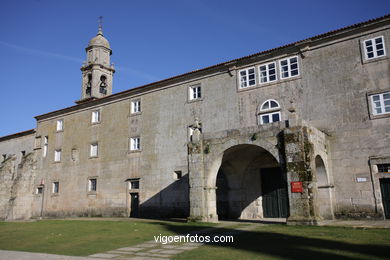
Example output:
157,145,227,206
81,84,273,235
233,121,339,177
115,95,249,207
370,92,390,116
259,62,277,83
91,110,100,123
130,137,140,151
43,136,48,157
363,36,386,60
189,84,202,100
36,186,43,194
378,164,390,173
54,149,61,162
130,180,139,189
279,56,299,79
239,67,256,88
258,99,281,125
90,143,98,157
56,119,64,132
131,100,141,114
52,182,59,193
88,178,97,192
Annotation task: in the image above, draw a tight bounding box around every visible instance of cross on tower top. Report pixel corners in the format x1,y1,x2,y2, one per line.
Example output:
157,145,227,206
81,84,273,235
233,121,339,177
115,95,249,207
98,16,103,35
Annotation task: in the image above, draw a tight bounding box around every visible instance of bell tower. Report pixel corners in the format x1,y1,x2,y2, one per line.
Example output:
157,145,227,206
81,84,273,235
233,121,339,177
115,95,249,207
78,17,115,103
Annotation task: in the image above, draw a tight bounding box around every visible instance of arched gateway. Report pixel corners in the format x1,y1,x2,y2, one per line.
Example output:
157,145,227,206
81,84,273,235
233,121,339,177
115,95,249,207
216,144,289,220
188,125,332,224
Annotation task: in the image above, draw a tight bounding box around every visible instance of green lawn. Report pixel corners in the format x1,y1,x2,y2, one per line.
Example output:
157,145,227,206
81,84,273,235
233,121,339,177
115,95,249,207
174,224,390,260
0,219,212,256
0,220,389,259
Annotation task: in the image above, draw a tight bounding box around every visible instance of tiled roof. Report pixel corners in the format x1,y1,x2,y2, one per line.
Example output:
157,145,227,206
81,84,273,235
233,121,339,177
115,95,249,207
35,13,390,121
0,129,35,142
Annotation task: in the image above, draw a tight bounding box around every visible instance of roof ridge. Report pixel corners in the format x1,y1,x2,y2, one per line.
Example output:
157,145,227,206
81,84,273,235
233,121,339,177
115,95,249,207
35,13,390,121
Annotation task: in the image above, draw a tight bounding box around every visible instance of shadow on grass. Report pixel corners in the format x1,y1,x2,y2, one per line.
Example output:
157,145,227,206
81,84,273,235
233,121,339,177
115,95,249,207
151,221,390,259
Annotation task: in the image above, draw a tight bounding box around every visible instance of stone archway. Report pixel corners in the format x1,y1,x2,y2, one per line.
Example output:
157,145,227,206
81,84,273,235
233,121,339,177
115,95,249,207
214,144,289,220
188,126,319,224
315,155,334,219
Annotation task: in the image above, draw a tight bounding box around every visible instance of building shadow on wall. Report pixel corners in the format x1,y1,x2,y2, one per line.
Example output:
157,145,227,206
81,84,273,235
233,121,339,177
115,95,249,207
138,174,190,219
149,221,390,259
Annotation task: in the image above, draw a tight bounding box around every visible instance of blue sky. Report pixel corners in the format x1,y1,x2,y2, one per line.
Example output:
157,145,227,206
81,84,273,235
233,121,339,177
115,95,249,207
0,0,389,137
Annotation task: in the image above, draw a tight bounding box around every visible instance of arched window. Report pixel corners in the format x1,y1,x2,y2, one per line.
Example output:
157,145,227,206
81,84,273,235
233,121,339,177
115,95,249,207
258,99,281,125
100,75,107,94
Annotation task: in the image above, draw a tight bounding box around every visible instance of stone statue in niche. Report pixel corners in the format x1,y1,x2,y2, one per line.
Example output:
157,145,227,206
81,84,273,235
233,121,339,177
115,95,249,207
191,117,202,144
71,148,79,162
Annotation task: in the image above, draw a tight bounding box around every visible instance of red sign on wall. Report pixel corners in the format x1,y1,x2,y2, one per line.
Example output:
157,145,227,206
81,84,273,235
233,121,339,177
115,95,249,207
291,181,303,193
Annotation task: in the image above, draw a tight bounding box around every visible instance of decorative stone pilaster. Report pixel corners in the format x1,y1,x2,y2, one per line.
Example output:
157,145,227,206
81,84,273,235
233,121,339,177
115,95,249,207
284,126,318,225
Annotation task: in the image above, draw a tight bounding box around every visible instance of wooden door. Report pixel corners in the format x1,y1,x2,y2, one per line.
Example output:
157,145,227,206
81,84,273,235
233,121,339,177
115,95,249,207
262,168,289,218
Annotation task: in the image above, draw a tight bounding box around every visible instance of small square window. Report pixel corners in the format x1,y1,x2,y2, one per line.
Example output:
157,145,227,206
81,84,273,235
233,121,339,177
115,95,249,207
130,137,140,151
53,182,59,193
370,92,390,116
56,119,64,132
174,170,182,180
364,36,386,60
189,85,202,100
54,149,61,162
89,179,97,191
36,186,43,194
239,67,256,88
131,100,141,114
92,111,100,123
279,56,299,79
130,180,139,189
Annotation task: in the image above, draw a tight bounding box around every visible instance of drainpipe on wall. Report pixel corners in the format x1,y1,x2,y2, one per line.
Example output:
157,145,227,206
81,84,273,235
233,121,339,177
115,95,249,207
40,181,45,219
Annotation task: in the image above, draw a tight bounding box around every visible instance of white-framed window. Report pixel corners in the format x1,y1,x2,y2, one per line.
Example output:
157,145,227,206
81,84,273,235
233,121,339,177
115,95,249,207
56,119,64,131
54,149,61,162
258,99,281,125
279,56,299,79
239,67,256,88
130,137,140,151
364,36,386,60
88,178,97,191
259,62,277,84
91,110,100,123
43,136,48,157
131,100,141,114
371,92,390,115
90,143,98,157
189,84,202,100
52,182,59,193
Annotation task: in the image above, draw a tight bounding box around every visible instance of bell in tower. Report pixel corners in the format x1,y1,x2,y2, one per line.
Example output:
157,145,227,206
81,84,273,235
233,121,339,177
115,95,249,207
77,17,115,104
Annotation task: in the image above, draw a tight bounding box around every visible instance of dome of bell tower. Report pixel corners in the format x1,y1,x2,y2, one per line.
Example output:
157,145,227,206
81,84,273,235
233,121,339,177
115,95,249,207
88,25,111,52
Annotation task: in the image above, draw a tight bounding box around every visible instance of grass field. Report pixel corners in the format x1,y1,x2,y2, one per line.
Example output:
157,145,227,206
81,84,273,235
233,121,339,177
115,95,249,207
0,219,389,259
0,219,212,256
174,224,390,260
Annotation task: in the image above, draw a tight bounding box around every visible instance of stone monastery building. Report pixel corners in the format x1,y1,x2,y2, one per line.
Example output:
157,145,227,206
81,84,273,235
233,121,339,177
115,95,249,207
1,15,390,224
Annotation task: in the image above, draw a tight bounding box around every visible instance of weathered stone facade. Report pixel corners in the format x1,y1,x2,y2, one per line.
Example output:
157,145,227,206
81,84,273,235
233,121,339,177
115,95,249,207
1,15,390,223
